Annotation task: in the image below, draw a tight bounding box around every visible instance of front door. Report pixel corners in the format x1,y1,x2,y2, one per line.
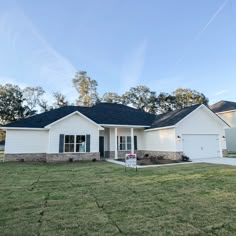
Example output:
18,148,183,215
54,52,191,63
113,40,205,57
99,136,105,158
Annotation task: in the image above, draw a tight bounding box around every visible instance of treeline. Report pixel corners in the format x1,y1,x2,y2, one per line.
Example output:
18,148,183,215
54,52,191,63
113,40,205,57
0,71,208,125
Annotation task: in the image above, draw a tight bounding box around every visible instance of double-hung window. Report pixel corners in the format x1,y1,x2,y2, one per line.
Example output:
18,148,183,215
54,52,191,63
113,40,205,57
118,136,137,151
119,136,126,150
64,135,86,153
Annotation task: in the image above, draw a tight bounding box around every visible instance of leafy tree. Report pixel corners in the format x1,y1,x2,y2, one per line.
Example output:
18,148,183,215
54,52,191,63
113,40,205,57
0,84,26,125
38,100,53,112
122,85,158,114
157,93,176,113
101,92,121,103
72,71,98,106
53,92,69,108
23,86,45,116
172,88,209,109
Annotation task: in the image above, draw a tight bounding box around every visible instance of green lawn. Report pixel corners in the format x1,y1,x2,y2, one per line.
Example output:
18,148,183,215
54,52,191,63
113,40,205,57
0,162,236,236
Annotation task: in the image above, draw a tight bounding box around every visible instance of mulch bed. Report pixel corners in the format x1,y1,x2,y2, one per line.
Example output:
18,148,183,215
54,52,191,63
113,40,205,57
116,156,190,166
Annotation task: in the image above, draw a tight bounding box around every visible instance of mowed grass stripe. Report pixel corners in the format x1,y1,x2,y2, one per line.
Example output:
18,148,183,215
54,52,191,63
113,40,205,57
0,162,236,235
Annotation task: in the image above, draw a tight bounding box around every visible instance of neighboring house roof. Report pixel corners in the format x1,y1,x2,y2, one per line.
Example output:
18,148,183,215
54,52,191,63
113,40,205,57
150,104,201,129
3,103,156,128
210,100,236,113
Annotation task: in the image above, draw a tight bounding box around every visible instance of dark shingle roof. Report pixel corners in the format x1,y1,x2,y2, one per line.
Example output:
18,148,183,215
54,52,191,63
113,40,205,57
3,103,202,129
150,104,201,129
210,100,236,113
4,103,156,128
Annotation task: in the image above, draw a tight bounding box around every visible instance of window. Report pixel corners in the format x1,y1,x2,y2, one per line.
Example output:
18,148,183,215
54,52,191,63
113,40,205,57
127,136,131,150
64,135,74,152
64,135,86,153
76,135,86,152
118,136,137,151
119,136,126,150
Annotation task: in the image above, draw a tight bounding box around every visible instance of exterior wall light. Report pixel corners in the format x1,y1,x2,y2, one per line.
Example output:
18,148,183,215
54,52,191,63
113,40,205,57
177,135,181,141
222,136,226,141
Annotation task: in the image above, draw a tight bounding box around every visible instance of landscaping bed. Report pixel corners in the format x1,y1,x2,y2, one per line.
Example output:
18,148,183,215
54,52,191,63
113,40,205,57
117,154,191,165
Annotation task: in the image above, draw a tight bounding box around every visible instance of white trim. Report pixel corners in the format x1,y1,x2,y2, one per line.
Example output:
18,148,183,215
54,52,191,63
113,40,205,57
216,109,236,115
100,124,149,128
114,128,118,159
45,111,104,130
144,125,175,132
0,127,49,131
176,104,230,128
131,128,134,154
64,134,86,153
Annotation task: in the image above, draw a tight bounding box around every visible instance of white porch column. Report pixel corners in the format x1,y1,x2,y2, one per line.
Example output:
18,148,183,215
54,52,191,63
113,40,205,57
131,128,134,154
114,128,118,159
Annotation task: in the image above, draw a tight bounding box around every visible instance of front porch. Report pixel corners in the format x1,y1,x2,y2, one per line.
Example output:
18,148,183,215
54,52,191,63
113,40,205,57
99,126,145,159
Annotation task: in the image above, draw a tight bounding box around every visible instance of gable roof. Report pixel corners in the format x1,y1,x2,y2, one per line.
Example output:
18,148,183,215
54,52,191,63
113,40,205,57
149,104,201,129
210,100,236,113
2,103,220,130
3,103,156,128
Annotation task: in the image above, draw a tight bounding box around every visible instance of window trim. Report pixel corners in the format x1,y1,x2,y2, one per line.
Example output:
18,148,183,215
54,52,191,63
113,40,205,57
117,135,137,151
64,135,86,153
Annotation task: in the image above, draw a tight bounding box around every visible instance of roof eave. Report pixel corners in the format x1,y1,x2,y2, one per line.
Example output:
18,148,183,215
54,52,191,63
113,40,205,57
0,127,49,131
144,125,175,132
100,124,150,128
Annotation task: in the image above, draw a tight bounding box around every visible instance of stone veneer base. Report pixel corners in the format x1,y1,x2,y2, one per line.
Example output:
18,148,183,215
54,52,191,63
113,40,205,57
4,152,100,162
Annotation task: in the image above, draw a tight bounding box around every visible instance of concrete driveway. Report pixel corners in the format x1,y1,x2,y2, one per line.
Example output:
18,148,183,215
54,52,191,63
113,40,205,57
192,157,236,166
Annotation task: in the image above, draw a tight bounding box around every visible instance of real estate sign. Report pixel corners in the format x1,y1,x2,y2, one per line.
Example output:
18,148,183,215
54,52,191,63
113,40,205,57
125,154,137,168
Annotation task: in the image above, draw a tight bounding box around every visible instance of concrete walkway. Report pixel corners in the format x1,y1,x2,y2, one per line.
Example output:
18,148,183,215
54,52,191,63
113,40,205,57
192,157,236,166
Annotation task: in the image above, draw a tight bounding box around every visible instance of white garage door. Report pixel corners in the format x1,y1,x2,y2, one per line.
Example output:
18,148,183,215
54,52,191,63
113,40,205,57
182,134,221,160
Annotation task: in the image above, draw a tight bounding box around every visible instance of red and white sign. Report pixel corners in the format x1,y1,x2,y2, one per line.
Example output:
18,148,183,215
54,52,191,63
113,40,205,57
125,154,137,168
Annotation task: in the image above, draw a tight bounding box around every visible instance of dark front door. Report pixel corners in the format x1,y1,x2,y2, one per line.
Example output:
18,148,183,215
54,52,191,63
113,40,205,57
99,136,105,158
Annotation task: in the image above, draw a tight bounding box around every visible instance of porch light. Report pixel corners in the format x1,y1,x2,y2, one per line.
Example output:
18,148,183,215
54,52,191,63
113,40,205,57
222,136,226,141
177,135,181,141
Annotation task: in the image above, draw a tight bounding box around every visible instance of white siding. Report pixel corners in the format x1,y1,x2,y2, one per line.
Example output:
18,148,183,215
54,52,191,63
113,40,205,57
5,130,48,153
48,113,100,153
217,111,236,127
143,128,176,151
176,107,227,152
109,128,145,151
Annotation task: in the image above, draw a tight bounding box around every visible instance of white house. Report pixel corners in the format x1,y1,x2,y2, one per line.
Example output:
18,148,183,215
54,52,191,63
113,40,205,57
1,103,229,162
210,100,236,152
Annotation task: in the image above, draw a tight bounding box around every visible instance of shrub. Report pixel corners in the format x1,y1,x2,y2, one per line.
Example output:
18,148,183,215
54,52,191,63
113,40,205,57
182,155,190,162
92,158,97,162
69,158,73,162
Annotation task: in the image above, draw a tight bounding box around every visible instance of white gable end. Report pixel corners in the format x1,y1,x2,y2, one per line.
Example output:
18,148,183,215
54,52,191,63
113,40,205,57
48,113,100,153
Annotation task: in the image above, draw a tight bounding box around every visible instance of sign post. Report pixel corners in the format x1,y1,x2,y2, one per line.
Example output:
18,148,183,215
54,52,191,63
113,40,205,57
125,154,137,171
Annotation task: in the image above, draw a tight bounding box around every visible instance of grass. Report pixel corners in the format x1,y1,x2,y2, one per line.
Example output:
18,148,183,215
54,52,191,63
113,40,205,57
0,161,236,235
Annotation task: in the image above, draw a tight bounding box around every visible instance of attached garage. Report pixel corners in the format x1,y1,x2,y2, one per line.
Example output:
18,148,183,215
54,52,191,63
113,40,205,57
143,104,229,160
182,134,221,159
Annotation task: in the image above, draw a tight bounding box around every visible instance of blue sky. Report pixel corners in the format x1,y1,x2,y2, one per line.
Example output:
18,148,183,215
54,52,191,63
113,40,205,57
0,0,235,104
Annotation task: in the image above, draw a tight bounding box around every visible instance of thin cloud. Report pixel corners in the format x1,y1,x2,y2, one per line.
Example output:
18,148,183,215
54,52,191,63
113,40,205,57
0,5,78,102
215,90,227,96
119,40,147,93
174,0,229,67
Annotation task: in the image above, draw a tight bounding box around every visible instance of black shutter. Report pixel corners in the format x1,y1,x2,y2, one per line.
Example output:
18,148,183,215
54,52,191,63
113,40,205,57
117,136,119,150
86,134,90,152
134,136,137,150
59,134,64,153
